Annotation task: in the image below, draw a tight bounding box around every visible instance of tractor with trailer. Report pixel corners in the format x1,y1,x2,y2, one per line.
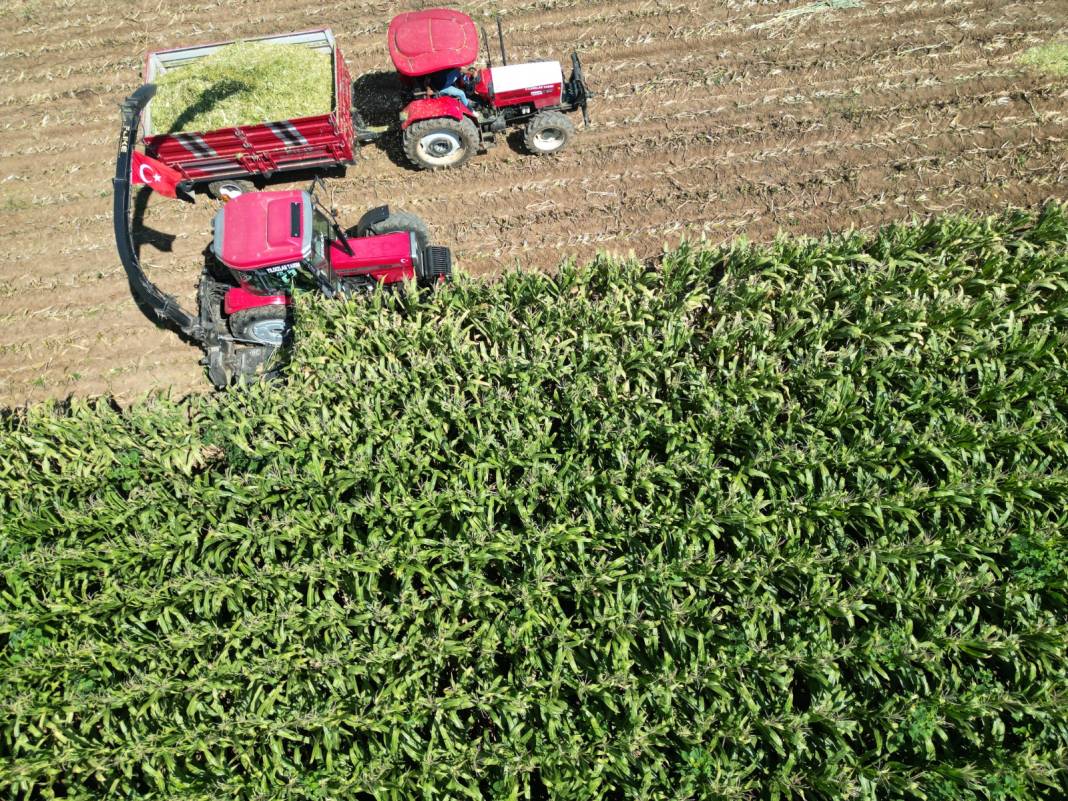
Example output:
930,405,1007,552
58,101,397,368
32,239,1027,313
389,8,590,170
115,86,452,388
135,14,589,189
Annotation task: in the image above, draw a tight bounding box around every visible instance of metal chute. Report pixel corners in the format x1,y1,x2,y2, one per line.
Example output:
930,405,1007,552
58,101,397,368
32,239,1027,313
114,87,250,388
113,85,204,341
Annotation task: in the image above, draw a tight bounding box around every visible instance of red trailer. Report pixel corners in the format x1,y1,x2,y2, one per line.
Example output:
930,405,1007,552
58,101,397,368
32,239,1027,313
142,29,360,189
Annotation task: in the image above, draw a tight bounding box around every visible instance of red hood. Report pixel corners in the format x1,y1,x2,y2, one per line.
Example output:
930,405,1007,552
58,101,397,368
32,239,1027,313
213,190,312,270
388,8,479,77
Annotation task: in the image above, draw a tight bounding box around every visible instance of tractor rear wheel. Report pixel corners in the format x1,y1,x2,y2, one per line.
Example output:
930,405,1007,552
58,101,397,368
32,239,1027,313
365,210,430,251
523,111,574,156
229,305,289,347
403,117,479,170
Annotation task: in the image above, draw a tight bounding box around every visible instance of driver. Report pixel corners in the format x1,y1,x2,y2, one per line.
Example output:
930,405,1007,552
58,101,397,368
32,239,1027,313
427,67,477,109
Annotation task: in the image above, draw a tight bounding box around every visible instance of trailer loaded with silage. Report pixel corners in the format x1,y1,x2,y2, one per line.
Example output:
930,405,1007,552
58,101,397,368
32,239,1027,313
140,29,364,186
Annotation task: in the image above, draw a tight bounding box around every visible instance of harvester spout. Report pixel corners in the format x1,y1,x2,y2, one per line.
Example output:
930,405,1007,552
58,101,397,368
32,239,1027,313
114,86,205,342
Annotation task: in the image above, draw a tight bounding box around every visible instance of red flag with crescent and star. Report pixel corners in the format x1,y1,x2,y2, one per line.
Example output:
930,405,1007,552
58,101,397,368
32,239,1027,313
131,150,183,198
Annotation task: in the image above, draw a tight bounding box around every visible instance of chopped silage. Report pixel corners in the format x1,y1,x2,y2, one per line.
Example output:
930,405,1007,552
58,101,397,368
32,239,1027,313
151,42,333,134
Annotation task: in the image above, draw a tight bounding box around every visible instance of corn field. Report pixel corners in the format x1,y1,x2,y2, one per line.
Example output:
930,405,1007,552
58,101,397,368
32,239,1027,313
2,205,1067,800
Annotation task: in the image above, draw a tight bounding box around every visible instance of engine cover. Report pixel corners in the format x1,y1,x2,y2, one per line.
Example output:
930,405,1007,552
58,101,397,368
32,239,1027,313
489,61,564,109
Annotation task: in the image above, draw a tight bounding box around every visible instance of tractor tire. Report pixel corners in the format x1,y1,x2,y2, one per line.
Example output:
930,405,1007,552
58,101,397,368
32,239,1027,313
403,116,479,170
228,305,289,347
207,179,255,201
523,111,575,156
365,210,430,251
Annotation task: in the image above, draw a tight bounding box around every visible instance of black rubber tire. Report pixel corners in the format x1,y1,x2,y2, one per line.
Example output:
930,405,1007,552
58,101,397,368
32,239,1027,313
523,111,575,156
207,179,255,200
228,305,290,346
403,116,479,170
366,210,430,251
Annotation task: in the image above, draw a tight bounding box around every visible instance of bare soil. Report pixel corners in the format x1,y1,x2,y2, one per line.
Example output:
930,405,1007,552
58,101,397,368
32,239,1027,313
1,0,1065,405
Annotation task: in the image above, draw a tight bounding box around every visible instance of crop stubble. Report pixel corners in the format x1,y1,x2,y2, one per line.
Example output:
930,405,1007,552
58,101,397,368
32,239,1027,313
0,0,1065,404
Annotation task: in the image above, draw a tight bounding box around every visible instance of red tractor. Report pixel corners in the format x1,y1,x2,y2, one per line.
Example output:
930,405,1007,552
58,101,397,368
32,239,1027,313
114,87,452,387
388,8,590,170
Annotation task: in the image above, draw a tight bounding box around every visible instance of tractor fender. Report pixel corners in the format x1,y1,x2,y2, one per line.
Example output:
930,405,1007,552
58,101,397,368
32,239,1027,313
353,205,390,238
223,286,290,317
400,96,475,130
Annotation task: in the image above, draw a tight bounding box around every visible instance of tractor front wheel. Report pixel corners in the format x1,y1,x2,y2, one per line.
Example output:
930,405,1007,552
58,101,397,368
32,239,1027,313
523,111,575,156
229,305,289,347
403,117,479,170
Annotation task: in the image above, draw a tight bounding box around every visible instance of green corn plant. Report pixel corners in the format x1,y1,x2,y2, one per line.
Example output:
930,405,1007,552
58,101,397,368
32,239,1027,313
1,204,1066,800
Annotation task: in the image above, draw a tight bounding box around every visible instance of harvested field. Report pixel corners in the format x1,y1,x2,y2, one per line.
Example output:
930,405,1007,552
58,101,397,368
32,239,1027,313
0,0,1065,404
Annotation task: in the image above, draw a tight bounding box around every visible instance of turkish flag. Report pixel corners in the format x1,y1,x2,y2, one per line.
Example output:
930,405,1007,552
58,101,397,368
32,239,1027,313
131,150,184,198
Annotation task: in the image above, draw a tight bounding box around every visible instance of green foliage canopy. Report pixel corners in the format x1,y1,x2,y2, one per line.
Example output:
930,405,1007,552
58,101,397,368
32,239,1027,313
2,206,1067,800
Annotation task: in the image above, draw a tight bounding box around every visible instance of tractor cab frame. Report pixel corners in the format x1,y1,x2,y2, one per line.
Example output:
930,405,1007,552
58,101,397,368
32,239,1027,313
210,186,450,348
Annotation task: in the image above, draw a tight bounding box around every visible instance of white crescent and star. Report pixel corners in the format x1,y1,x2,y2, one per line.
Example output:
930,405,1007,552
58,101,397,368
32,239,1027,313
138,163,161,184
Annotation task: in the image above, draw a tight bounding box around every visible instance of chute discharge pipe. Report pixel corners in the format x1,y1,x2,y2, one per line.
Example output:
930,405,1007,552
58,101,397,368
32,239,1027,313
113,84,205,342
481,26,493,68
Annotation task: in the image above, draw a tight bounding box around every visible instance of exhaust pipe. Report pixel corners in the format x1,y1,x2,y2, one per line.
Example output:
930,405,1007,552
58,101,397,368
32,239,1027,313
481,26,494,68
497,18,508,66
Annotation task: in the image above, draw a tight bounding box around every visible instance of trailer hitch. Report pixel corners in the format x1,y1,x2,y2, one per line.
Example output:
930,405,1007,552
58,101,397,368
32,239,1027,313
351,109,390,143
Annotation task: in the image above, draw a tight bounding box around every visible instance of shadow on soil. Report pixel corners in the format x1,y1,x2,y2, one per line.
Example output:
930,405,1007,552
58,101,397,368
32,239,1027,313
351,70,417,171
126,186,202,347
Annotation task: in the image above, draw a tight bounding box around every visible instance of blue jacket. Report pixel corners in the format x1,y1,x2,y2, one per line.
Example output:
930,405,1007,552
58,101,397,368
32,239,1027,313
427,68,461,92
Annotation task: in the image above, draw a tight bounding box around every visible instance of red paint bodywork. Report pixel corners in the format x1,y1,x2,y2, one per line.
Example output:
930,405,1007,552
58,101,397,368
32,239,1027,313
142,29,355,183
473,68,492,98
491,83,563,110
215,190,417,314
217,190,307,270
388,9,479,77
400,64,564,131
224,286,289,315
400,96,475,130
330,232,413,278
